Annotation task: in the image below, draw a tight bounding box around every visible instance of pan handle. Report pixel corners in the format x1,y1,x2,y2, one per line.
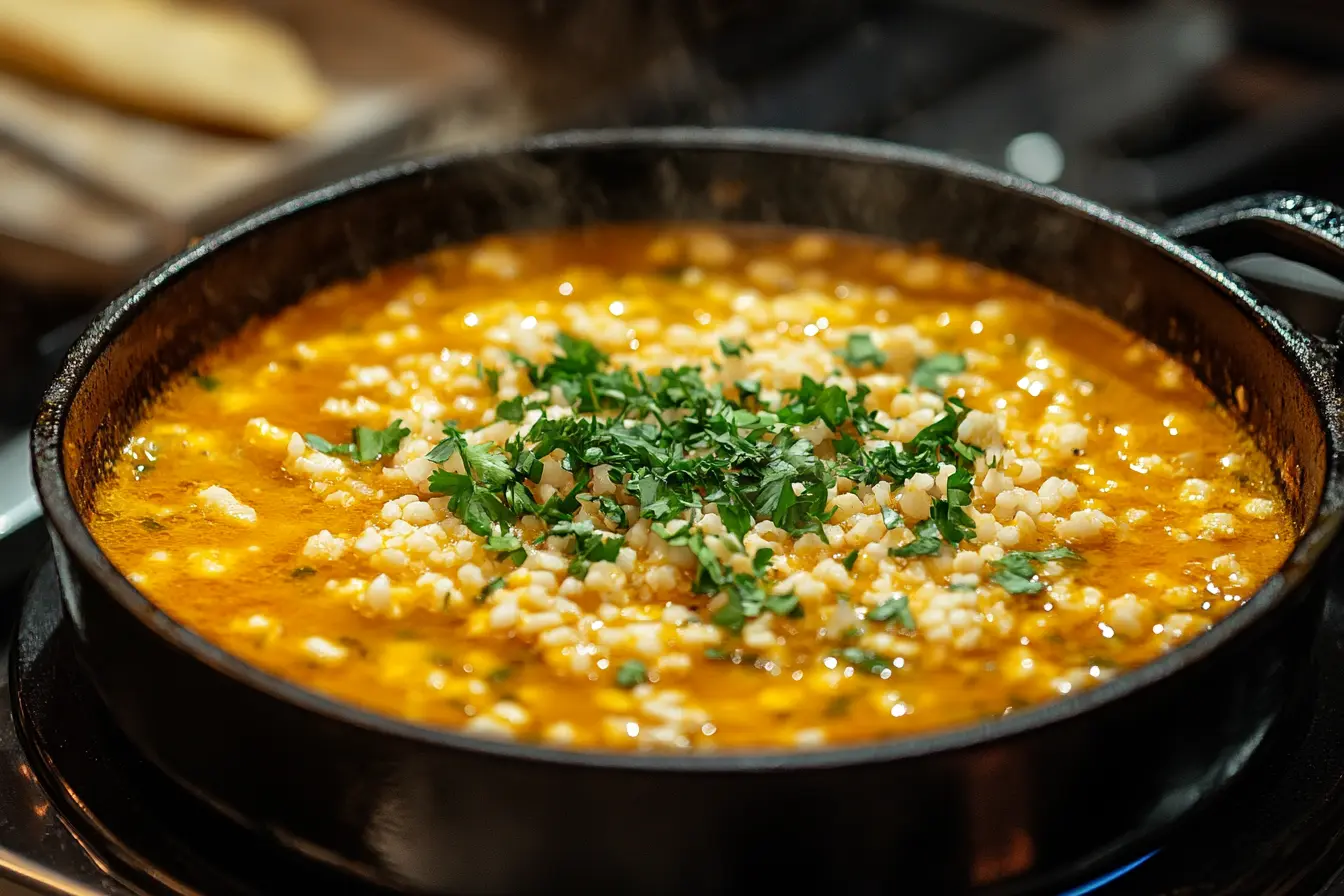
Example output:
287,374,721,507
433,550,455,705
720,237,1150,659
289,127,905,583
1166,192,1344,292
1166,192,1344,278
1167,192,1344,346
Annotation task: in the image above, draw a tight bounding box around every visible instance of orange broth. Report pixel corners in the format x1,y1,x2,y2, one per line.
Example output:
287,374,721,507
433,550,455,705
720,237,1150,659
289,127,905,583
87,225,1295,751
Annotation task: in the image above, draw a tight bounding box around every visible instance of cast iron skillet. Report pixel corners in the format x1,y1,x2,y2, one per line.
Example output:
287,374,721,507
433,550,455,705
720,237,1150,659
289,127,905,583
28,130,1344,894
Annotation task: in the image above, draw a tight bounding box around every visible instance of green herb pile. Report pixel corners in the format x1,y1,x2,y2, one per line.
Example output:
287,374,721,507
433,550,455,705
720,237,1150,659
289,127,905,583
305,332,1082,645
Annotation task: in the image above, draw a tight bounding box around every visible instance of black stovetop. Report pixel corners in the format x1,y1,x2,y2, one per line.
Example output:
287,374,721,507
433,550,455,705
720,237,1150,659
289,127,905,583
6,555,1344,895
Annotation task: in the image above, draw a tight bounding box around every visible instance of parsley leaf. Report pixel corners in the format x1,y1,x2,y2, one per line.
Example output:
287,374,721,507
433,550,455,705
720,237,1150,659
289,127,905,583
837,332,887,369
354,421,411,463
911,353,967,391
485,533,526,565
597,495,628,527
990,546,1082,595
192,372,221,391
428,424,513,489
762,592,802,617
719,338,752,357
462,444,513,489
304,420,410,464
427,430,516,538
615,659,647,689
880,505,902,530
476,577,506,603
302,433,344,455
496,396,525,422
868,595,916,629
428,473,512,536
833,646,891,675
929,466,976,546
551,519,624,578
890,518,943,557
475,360,501,394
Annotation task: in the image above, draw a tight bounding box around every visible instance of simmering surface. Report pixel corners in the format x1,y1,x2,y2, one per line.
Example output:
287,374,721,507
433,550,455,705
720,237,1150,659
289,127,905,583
88,225,1295,751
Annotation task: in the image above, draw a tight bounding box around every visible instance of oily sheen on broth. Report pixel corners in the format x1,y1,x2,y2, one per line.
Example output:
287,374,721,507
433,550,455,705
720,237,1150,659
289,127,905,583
87,225,1294,751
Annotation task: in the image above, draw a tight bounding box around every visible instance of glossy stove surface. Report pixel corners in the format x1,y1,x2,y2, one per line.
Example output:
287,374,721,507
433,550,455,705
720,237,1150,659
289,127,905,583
5,559,1344,895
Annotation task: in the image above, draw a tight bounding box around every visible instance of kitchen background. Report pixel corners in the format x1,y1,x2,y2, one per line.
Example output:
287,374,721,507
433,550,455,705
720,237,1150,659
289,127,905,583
1,0,1343,428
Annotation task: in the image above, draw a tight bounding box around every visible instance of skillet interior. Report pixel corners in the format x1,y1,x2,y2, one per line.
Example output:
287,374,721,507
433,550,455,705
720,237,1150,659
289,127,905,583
33,130,1344,894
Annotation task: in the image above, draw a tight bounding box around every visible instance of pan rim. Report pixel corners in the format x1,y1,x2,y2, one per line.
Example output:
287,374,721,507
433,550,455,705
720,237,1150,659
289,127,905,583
31,126,1344,772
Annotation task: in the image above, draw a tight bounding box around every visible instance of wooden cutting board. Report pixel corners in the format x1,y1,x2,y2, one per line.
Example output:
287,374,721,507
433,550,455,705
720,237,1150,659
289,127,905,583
0,0,517,295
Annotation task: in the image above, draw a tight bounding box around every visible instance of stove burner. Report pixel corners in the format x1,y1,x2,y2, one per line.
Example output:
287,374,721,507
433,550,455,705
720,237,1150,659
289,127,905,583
5,559,1344,895
1058,851,1157,896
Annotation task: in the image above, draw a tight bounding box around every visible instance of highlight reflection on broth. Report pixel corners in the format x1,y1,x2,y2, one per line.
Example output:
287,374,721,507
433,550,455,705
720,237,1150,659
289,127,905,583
88,225,1294,751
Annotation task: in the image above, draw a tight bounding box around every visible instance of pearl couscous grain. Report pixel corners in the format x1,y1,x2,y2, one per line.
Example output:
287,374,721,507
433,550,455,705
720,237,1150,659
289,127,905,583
88,225,1295,751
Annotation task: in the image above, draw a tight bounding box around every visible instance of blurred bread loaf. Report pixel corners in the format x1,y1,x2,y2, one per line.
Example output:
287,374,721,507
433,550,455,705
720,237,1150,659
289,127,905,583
0,0,329,138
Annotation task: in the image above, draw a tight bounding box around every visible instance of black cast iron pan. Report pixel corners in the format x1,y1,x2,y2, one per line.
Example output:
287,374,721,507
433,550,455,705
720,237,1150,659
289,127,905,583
26,130,1344,894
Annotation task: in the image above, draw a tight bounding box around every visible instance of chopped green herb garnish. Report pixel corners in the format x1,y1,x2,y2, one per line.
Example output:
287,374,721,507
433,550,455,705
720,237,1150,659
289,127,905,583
762,592,802,617
719,338,752,357
834,647,891,675
825,694,854,717
841,549,859,572
140,517,166,532
868,595,916,629
475,360,501,394
990,546,1083,595
304,420,411,464
485,533,526,565
425,424,516,536
911,353,967,391
418,331,988,633
495,396,525,422
290,566,316,578
476,577,506,602
551,519,624,577
302,433,338,454
192,372,221,391
890,518,943,557
614,659,647,689
597,495,628,527
487,666,513,683
929,466,976,547
837,332,887,369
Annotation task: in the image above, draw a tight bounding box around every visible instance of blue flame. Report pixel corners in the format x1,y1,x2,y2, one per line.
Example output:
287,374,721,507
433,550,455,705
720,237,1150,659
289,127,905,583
1057,851,1158,896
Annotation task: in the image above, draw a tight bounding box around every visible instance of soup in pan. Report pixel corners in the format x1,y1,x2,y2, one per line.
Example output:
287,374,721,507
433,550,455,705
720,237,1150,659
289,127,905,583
88,226,1296,751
